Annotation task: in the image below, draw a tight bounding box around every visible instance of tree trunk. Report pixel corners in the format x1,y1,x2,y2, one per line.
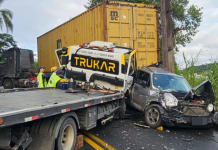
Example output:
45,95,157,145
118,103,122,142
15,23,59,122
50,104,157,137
161,0,175,72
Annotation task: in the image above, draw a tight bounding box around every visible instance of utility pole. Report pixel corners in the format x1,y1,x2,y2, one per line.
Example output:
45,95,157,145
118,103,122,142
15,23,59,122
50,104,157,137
161,0,175,73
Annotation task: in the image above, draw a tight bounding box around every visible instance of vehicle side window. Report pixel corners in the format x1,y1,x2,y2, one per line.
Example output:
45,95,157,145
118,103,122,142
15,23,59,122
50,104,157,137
137,71,150,87
0,57,7,65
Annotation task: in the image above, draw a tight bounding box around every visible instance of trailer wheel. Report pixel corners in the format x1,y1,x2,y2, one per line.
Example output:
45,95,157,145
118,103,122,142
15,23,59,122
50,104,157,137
3,78,13,89
56,117,77,150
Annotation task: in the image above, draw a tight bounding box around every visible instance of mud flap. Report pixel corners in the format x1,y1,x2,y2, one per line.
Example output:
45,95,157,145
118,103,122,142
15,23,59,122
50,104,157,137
12,130,32,150
27,134,55,150
0,127,11,147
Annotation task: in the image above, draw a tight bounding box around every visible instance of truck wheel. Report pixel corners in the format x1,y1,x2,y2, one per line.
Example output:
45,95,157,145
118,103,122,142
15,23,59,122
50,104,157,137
3,79,13,89
56,118,77,150
119,99,126,118
145,106,162,128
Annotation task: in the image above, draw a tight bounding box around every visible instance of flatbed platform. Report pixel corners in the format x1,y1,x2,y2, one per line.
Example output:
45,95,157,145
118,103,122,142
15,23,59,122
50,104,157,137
0,88,123,128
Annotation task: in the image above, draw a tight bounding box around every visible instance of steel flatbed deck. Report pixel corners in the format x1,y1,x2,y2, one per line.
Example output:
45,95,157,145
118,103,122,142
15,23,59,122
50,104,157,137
0,88,123,128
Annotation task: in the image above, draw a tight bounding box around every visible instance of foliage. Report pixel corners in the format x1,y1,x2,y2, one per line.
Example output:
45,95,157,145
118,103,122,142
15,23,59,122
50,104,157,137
170,1,203,52
176,52,218,106
34,61,38,73
84,0,202,53
206,62,218,106
180,62,218,75
84,0,103,9
0,0,13,33
0,33,17,51
174,61,180,75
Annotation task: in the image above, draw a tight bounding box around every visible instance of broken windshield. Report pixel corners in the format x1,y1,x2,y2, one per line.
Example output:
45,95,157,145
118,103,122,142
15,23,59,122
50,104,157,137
153,74,191,93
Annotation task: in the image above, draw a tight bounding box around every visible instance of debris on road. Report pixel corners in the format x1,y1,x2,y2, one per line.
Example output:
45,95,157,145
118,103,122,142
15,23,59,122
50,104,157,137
134,123,150,128
122,131,127,133
158,134,164,139
164,146,175,150
182,138,193,142
157,126,163,131
166,129,170,133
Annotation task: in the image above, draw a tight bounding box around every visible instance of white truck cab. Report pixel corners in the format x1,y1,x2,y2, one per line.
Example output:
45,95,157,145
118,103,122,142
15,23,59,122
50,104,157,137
55,41,137,92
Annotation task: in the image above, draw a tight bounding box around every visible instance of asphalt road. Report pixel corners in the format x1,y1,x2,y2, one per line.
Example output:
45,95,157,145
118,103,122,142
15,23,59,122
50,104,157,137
80,108,218,150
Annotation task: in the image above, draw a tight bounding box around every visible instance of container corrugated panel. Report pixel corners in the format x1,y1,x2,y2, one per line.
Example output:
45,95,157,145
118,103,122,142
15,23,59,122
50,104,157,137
37,1,159,71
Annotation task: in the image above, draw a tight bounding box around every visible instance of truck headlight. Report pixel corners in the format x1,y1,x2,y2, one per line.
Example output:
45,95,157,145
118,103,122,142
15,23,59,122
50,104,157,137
163,93,178,107
207,104,214,112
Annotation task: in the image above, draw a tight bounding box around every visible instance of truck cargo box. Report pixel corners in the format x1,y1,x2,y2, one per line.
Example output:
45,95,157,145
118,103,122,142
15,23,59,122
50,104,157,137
37,1,159,71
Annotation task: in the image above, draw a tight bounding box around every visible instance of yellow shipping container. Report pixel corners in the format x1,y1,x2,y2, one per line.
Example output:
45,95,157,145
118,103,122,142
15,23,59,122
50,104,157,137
37,1,159,72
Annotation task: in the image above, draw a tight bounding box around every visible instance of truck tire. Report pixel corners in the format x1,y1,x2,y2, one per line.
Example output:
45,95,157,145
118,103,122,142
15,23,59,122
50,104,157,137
119,99,126,118
3,78,13,89
56,117,77,150
144,106,162,128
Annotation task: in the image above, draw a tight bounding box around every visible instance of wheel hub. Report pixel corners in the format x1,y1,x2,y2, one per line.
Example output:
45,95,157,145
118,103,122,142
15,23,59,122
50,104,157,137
61,124,74,150
148,108,159,124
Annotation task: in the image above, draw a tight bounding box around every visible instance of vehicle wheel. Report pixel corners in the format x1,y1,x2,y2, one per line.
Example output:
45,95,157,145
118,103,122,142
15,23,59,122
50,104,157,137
3,78,13,89
145,106,162,128
56,118,77,150
119,99,126,118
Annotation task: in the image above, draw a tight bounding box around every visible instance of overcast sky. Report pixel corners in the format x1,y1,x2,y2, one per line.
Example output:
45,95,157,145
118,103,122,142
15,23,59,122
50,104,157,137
2,0,218,69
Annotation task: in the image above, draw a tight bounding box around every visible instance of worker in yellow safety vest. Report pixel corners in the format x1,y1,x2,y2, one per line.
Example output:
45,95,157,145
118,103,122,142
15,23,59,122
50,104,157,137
47,70,64,87
37,66,50,88
51,66,58,74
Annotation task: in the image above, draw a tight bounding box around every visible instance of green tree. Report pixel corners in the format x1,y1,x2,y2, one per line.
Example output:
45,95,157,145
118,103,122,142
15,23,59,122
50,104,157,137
0,0,13,33
0,33,17,51
34,61,38,73
84,0,203,52
84,0,103,9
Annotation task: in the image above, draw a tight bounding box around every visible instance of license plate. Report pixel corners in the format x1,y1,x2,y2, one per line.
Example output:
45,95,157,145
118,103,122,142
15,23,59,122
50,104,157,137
192,117,208,126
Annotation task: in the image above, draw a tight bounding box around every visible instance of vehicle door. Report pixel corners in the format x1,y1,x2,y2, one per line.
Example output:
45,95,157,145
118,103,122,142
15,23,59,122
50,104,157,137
0,53,8,77
132,70,151,112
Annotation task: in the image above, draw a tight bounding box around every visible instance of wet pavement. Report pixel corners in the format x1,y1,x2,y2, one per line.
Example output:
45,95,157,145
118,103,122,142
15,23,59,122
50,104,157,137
80,108,218,150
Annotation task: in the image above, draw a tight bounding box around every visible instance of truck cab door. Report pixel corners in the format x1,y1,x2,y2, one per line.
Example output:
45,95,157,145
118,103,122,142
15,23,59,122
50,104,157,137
0,49,17,78
132,70,151,112
0,54,8,77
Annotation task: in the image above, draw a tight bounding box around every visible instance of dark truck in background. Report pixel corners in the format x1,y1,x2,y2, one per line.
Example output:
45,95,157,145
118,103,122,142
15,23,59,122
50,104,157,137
0,47,37,89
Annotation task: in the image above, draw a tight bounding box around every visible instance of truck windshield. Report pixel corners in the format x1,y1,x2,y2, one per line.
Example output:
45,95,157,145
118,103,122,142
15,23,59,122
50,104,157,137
153,74,191,93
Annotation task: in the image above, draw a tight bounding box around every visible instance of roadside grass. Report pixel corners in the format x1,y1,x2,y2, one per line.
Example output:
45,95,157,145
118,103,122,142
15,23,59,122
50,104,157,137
177,52,218,106
206,61,218,107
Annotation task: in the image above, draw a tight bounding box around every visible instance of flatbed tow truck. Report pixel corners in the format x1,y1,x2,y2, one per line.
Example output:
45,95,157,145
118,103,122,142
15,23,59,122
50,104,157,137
0,88,125,150
0,41,132,150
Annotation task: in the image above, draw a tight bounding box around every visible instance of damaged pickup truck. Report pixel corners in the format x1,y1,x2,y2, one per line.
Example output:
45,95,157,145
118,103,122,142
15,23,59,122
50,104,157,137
126,67,216,128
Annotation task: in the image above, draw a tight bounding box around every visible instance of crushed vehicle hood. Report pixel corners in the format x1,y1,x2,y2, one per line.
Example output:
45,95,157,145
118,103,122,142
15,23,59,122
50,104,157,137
183,80,215,102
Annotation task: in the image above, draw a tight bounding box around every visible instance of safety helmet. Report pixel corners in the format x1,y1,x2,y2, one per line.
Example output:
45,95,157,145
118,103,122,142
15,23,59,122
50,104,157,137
51,66,58,72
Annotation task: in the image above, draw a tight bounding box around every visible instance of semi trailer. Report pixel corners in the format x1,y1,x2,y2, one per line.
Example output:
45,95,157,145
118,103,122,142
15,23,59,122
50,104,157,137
37,0,160,72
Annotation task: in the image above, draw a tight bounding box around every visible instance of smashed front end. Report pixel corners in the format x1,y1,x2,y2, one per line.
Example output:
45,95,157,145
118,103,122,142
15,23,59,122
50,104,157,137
160,81,216,127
